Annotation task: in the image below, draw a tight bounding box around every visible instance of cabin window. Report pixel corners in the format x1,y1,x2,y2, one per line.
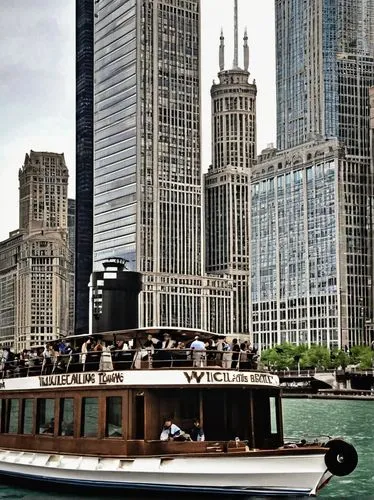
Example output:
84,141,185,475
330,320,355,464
21,399,34,434
5,399,19,434
37,398,55,434
81,397,98,437
59,398,74,436
133,392,144,439
270,396,278,434
106,396,122,437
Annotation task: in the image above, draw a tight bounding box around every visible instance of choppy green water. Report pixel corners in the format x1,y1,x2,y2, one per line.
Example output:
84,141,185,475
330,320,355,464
282,399,373,499
0,399,372,499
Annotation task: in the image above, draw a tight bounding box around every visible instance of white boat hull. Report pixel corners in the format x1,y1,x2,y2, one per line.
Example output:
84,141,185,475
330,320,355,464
0,449,331,496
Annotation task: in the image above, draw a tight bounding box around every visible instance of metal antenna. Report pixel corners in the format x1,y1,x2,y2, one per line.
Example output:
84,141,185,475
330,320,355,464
233,0,238,67
219,28,225,71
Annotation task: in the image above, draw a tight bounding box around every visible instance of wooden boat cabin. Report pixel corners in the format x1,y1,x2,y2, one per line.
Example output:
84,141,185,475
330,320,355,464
0,328,284,458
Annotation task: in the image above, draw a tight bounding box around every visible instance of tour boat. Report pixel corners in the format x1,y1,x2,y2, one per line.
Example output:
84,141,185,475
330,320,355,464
0,327,357,497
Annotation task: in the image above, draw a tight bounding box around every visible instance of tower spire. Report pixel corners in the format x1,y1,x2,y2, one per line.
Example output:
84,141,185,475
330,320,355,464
219,28,225,71
243,27,249,71
233,0,238,68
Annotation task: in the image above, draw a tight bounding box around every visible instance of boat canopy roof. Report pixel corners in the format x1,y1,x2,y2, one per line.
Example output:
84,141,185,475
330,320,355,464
63,327,226,344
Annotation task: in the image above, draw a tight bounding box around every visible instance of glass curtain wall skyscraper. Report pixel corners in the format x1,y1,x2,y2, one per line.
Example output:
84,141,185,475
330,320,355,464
75,0,94,334
276,0,374,153
93,0,232,330
252,0,374,348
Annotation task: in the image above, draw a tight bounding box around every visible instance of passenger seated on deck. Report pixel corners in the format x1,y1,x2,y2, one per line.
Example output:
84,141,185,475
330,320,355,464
42,417,55,434
189,418,205,441
160,418,191,441
61,420,74,436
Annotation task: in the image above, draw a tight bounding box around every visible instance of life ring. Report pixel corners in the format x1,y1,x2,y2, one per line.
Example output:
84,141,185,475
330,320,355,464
324,439,358,477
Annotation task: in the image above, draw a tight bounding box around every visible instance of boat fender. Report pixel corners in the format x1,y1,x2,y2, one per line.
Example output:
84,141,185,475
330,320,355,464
324,439,358,477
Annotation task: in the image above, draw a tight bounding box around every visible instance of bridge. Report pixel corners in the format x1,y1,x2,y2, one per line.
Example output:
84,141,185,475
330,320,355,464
276,369,374,391
276,369,338,390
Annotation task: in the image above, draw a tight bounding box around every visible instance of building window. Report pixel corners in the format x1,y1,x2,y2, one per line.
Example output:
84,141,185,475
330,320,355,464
5,399,19,434
81,398,98,437
59,398,74,436
37,398,55,434
106,397,122,438
22,399,34,434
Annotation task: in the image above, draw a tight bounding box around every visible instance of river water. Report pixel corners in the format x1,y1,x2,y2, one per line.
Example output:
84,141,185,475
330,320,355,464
0,399,371,499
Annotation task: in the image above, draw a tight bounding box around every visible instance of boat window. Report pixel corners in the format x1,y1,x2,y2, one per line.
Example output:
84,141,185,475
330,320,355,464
106,396,122,437
270,396,278,434
5,399,19,434
81,397,98,437
133,392,144,439
59,398,74,437
37,398,55,434
0,399,3,432
21,399,34,435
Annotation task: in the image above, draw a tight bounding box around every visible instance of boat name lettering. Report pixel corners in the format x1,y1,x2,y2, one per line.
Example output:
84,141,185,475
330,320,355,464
249,373,276,385
39,372,125,388
39,373,96,387
183,371,276,385
98,372,124,385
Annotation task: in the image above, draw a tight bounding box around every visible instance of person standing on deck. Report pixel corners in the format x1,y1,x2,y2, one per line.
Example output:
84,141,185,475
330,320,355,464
221,337,232,369
190,336,206,367
231,338,240,369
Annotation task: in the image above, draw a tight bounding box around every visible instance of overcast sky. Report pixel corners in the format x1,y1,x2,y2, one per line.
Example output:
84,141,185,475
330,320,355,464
0,0,275,241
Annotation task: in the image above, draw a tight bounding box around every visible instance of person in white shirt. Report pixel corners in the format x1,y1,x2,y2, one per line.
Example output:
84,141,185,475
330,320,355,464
160,418,183,441
190,336,206,367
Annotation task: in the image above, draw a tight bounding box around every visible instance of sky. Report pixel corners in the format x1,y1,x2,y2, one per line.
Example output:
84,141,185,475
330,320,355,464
0,0,275,241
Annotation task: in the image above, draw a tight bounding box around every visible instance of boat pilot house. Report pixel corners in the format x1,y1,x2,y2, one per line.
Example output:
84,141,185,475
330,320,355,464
0,328,282,456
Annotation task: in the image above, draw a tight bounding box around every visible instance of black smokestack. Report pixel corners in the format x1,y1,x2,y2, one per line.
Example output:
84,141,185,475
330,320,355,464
91,258,142,333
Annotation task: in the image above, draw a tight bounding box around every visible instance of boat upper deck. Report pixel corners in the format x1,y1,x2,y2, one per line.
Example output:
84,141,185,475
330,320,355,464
0,327,279,391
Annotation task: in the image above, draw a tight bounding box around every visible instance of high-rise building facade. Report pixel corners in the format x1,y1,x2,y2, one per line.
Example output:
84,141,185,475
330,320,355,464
93,0,231,331
0,151,72,352
276,0,374,152
16,151,71,351
0,230,23,348
251,139,371,349
68,198,76,334
368,87,374,342
205,0,256,336
75,0,94,334
252,0,374,349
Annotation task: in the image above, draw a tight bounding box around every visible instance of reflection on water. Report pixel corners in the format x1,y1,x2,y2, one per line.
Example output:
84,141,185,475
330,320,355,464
0,399,372,499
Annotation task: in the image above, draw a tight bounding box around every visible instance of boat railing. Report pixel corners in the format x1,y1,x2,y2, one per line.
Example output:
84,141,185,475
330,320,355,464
283,434,332,446
0,348,260,379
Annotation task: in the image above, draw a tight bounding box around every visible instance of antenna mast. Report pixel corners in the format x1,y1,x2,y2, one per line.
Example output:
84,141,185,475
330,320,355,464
233,0,238,67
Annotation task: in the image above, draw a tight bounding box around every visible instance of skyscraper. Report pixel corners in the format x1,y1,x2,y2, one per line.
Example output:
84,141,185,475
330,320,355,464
251,139,353,349
93,0,232,331
0,230,23,348
75,0,94,334
0,151,71,352
276,0,374,153
252,0,374,349
68,198,76,334
205,0,256,336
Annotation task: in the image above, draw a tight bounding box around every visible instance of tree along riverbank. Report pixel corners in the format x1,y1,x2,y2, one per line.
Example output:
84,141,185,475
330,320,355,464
260,343,374,371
